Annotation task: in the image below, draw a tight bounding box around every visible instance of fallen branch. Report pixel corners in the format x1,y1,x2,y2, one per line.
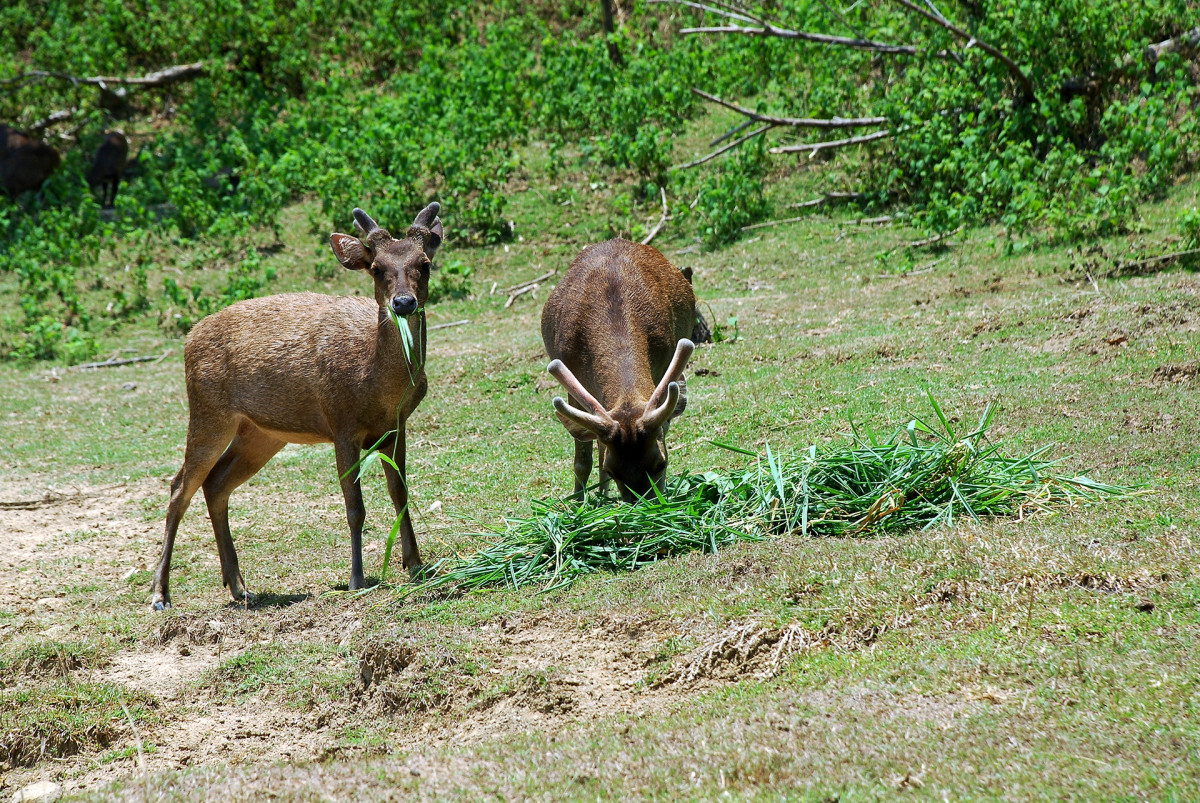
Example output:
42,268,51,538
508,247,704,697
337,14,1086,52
845,215,894,225
674,124,774,170
906,224,965,249
504,284,540,309
1113,246,1200,275
428,319,471,331
0,61,206,89
692,89,887,129
650,0,918,53
27,108,77,134
785,192,864,209
502,270,556,295
1145,26,1200,66
0,484,123,511
888,0,1035,100
709,119,755,147
769,128,893,156
72,349,171,370
641,186,671,246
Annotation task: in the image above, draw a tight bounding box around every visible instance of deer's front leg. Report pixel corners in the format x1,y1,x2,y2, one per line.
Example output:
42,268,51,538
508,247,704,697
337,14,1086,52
334,439,367,591
380,428,424,580
572,438,594,496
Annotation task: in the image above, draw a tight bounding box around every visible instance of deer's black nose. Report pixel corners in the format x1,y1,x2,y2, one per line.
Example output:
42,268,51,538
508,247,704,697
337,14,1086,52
392,295,418,316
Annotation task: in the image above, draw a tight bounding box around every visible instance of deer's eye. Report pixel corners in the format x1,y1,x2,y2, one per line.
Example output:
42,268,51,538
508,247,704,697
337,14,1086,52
370,267,382,278
420,260,432,274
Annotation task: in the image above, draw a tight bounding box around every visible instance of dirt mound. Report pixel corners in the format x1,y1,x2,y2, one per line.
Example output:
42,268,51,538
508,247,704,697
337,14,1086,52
1153,361,1198,383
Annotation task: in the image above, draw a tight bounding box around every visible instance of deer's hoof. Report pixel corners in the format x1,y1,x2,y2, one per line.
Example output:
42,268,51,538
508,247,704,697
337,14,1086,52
408,563,431,583
151,599,171,611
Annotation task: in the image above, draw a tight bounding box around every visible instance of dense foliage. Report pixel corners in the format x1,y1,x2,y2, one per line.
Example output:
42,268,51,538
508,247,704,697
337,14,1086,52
2,0,1197,361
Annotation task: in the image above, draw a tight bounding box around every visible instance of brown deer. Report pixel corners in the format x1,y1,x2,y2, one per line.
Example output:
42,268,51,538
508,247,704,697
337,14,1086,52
86,131,129,208
1,124,61,198
149,203,443,610
541,239,696,502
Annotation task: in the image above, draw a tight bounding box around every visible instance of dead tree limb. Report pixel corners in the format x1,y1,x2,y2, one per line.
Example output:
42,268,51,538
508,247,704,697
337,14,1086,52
502,270,557,295
905,224,964,248
710,119,755,147
73,349,172,370
600,0,624,66
641,186,670,245
428,319,471,331
26,108,77,134
888,0,1035,100
673,123,774,170
692,89,887,128
769,128,893,156
650,0,918,53
1145,26,1200,67
785,192,864,209
0,62,206,89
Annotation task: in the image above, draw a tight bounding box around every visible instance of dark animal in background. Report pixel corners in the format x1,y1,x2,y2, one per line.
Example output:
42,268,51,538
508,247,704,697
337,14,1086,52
541,239,696,502
202,166,241,195
0,124,61,198
87,131,129,208
149,203,444,610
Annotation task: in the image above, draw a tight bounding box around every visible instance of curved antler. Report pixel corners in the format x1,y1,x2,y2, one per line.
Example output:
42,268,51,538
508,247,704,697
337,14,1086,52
639,381,680,432
547,359,609,417
645,338,694,412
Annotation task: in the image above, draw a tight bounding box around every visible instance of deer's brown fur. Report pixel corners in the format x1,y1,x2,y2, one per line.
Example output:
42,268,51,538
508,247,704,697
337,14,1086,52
541,238,696,502
1,124,61,198
87,130,129,208
150,203,443,609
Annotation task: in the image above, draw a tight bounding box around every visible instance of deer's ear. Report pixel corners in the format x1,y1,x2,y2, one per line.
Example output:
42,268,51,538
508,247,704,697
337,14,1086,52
425,217,443,261
329,233,371,271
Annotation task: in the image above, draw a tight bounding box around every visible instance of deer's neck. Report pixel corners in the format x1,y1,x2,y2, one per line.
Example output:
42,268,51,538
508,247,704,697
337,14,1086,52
375,308,425,388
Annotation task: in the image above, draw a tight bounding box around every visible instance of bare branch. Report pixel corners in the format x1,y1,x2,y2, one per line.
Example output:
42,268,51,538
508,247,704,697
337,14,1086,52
646,0,760,25
679,25,919,54
905,224,964,248
785,191,864,209
692,89,887,128
26,108,77,134
673,123,774,170
888,0,1035,99
641,187,671,245
769,128,893,155
427,319,471,331
0,61,206,89
1145,26,1200,67
710,119,754,147
502,269,557,295
73,349,172,370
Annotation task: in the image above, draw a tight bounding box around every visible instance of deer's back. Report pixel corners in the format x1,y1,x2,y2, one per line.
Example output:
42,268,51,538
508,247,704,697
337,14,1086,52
542,239,694,399
184,293,411,439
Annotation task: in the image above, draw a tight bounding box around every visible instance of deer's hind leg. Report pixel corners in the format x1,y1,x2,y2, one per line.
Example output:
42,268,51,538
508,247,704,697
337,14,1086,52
151,414,239,610
202,420,286,603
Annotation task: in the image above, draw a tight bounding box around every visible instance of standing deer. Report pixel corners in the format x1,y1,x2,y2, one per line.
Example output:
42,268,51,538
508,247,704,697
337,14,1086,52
87,130,129,208
1,124,61,198
541,238,696,502
150,203,443,610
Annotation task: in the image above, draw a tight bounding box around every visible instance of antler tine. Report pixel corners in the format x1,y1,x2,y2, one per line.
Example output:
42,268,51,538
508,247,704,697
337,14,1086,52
640,381,680,431
646,339,695,411
547,359,610,418
352,207,379,234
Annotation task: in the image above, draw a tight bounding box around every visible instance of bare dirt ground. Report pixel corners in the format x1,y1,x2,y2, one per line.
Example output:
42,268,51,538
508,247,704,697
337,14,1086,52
0,480,698,796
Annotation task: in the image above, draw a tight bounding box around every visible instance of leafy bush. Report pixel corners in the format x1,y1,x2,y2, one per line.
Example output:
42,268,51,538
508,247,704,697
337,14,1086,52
694,142,771,247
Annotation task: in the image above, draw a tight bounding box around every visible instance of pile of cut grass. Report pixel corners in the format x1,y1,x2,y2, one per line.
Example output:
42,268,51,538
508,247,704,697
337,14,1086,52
406,396,1139,595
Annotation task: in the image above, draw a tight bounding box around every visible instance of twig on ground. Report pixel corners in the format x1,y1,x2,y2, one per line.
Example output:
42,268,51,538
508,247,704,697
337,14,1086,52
692,89,887,129
769,128,893,156
674,124,774,170
906,224,965,249
785,192,864,209
428,319,471,331
502,270,556,295
505,285,540,309
73,349,172,370
641,187,671,245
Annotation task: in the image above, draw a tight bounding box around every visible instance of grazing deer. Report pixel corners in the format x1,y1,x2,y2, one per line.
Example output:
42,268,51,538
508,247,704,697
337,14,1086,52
1,124,61,198
541,239,696,502
87,131,129,208
150,203,443,609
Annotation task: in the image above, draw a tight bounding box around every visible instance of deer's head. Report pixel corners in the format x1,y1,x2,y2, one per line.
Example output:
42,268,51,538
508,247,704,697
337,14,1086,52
548,339,694,503
329,203,443,318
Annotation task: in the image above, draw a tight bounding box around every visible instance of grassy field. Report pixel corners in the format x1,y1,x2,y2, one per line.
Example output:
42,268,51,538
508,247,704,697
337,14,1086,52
2,135,1199,799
